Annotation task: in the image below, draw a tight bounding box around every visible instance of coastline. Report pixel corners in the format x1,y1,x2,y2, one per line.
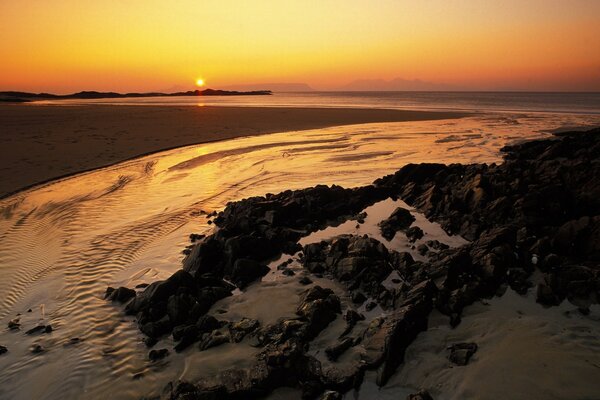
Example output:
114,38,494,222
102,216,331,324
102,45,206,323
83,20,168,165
0,104,467,199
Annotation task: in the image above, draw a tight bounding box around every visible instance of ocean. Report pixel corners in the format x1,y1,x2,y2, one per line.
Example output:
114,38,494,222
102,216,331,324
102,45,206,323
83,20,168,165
38,91,600,115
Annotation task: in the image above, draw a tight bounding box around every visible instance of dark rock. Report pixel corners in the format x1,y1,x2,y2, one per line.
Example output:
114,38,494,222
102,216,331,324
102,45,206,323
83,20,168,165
448,342,478,365
406,226,424,242
362,304,430,386
352,292,367,304
167,293,199,326
25,325,50,335
199,330,229,351
341,309,365,336
8,318,20,330
407,389,435,400
282,269,295,276
173,325,200,352
196,315,224,333
325,337,354,361
0,345,7,355
230,318,260,342
299,276,313,285
149,348,169,361
140,315,171,338
31,344,44,354
143,337,158,348
229,258,270,288
296,286,341,340
417,244,429,256
425,240,449,251
365,301,377,311
379,207,415,240
126,270,196,315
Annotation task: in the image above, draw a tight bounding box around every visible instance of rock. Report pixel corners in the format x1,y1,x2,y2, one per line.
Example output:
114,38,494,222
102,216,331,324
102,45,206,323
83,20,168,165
173,325,200,352
361,304,429,386
552,217,590,255
425,240,449,251
25,325,52,335
406,226,424,242
536,282,560,306
167,293,199,326
140,315,171,339
196,315,224,333
379,207,416,240
448,342,478,365
8,318,20,330
352,292,367,304
417,244,428,256
325,337,354,361
105,286,136,303
282,268,295,276
299,276,313,285
296,286,341,340
0,345,7,355
341,309,365,336
199,330,229,351
321,390,343,400
30,344,44,354
229,258,270,288
149,348,169,361
230,318,260,342
407,389,434,400
126,270,196,315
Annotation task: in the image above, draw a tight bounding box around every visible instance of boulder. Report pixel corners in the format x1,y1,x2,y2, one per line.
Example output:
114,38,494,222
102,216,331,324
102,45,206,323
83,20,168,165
379,207,416,240
149,348,169,361
229,258,270,288
105,286,136,303
448,342,478,366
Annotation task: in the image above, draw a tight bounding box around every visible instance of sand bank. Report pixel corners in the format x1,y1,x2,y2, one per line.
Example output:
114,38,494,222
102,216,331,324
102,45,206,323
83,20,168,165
0,104,465,198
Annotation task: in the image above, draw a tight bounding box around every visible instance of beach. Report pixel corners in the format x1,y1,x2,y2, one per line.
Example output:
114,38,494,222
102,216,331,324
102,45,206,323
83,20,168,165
0,103,599,400
0,104,464,198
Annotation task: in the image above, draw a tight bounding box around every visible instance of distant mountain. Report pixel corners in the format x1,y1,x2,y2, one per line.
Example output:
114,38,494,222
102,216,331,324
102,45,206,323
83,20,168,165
216,83,314,92
340,78,455,91
0,89,272,102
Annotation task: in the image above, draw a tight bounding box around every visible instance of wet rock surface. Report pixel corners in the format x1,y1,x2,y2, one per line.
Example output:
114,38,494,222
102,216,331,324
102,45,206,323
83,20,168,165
107,128,600,399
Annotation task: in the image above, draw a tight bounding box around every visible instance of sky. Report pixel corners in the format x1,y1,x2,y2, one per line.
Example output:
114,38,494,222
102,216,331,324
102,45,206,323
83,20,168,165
1,0,600,93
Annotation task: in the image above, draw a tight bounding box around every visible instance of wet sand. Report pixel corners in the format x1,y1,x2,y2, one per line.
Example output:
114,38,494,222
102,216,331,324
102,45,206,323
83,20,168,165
0,104,465,198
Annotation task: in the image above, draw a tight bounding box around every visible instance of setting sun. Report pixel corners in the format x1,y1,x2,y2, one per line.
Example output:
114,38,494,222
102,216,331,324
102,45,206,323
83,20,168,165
196,79,205,87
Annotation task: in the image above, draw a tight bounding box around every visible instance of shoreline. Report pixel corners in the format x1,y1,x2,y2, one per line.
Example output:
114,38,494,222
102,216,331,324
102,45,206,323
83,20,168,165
0,104,467,199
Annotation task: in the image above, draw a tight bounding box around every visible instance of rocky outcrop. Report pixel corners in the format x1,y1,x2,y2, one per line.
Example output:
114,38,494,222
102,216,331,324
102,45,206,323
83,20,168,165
110,128,600,399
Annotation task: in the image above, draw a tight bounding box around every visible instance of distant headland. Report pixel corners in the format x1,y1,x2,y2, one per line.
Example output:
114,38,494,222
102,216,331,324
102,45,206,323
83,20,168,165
0,89,272,103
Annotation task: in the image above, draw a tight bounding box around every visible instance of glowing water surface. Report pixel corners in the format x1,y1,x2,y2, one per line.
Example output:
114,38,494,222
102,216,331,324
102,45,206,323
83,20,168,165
0,112,599,399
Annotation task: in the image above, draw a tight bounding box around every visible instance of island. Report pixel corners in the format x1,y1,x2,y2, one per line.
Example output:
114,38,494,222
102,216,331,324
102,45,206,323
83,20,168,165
0,89,272,103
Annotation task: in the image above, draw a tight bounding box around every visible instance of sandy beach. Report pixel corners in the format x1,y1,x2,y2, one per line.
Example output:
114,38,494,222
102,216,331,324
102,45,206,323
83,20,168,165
0,104,465,198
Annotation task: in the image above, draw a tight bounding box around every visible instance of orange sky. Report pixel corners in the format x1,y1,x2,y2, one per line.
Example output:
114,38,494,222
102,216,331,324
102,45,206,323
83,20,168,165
1,0,599,93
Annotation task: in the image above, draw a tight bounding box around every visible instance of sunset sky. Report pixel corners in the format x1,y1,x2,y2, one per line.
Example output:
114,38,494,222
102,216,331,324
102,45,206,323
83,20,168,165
1,0,600,93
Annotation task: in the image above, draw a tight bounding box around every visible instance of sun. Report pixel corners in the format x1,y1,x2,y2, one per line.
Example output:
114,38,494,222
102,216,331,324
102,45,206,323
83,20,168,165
196,78,205,87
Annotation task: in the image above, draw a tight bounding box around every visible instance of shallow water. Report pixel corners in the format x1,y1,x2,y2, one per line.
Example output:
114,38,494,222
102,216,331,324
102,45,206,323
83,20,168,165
1,112,600,399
